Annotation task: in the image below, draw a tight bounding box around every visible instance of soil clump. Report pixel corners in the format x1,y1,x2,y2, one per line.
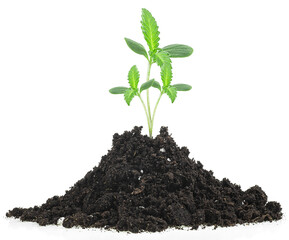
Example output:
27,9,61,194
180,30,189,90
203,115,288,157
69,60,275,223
6,127,282,232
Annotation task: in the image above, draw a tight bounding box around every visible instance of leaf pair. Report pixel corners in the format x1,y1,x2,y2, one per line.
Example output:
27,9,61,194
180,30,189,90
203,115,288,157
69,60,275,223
154,51,176,103
109,65,163,105
109,65,140,94
140,79,161,92
157,53,191,103
163,84,192,103
109,87,137,106
140,9,193,57
126,38,194,60
125,8,193,61
109,65,140,106
152,50,175,102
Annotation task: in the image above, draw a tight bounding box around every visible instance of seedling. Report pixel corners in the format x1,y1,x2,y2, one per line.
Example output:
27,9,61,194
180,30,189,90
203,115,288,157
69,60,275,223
109,8,193,137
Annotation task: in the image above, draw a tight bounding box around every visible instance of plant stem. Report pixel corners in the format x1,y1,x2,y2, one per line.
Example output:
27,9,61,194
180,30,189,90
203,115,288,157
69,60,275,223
138,94,151,134
151,91,163,135
146,60,152,136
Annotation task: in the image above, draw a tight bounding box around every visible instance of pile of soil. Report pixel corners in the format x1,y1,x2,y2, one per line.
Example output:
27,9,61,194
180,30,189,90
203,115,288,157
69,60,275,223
6,127,282,232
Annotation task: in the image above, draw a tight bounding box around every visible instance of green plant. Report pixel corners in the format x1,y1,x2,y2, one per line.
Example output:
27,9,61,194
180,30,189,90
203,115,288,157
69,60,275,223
109,8,193,137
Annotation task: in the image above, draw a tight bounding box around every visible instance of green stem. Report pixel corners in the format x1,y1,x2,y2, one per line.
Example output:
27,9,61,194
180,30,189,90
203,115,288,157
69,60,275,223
151,91,163,135
138,94,151,133
146,60,152,136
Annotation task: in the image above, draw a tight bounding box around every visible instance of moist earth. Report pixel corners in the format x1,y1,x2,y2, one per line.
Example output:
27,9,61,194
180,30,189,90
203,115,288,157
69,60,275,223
6,127,282,233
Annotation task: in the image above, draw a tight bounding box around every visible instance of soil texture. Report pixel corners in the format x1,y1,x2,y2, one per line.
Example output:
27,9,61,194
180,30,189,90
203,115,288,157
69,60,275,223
6,127,282,232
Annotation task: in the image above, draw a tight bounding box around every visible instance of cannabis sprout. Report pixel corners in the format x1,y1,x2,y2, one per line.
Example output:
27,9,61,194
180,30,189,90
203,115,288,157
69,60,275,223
109,8,193,137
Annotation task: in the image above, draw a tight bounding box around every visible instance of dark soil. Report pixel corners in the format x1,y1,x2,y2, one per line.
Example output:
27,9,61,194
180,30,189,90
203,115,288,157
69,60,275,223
6,127,282,233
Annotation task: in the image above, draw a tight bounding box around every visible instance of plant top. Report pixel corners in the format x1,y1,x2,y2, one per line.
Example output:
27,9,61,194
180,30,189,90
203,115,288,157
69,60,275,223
109,8,193,137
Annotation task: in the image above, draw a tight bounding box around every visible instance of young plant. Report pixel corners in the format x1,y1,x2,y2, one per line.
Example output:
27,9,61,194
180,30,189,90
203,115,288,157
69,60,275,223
109,8,193,137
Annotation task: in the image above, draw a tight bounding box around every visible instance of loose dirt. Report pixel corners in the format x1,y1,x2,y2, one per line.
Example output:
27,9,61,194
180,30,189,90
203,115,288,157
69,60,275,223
6,127,282,232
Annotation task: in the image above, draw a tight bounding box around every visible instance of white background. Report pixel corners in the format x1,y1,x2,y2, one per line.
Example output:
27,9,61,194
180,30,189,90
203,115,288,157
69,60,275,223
0,0,288,239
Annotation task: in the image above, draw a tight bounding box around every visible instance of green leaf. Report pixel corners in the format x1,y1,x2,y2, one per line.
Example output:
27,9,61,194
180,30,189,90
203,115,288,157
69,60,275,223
163,44,193,58
140,79,155,92
139,79,161,92
165,86,177,103
172,84,192,91
152,80,161,91
124,88,136,106
153,50,171,67
109,87,129,94
141,8,160,53
125,38,148,60
161,63,172,87
128,65,140,89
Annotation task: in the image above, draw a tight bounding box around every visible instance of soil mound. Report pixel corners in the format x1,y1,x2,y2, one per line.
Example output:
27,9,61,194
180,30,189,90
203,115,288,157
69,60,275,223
6,127,282,232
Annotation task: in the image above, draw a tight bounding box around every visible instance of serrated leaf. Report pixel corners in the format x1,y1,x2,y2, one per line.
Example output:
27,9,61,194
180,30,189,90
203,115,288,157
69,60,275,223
109,87,129,94
125,38,148,60
172,84,192,91
161,63,172,87
141,8,160,53
165,86,177,103
128,65,140,89
163,44,193,58
124,88,136,106
153,50,171,67
152,80,161,91
140,79,155,92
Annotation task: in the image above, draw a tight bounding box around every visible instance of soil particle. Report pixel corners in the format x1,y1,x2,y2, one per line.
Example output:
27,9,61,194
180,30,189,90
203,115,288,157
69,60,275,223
6,127,282,232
